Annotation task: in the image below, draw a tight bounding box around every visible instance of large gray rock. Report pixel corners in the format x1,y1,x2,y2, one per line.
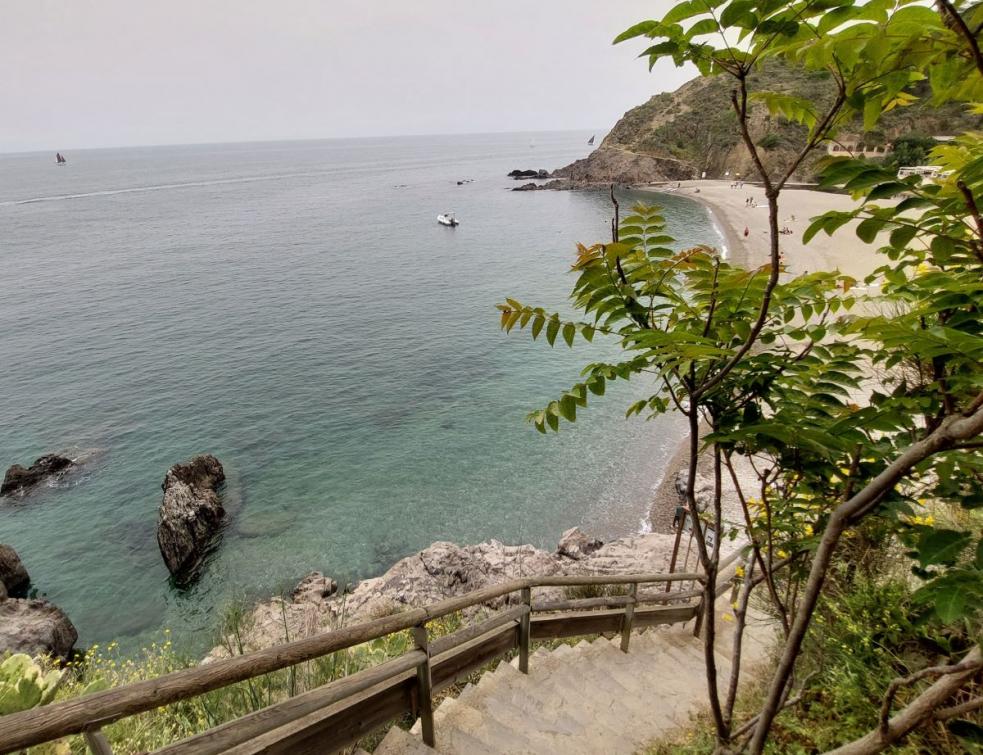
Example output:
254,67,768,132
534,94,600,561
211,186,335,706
675,468,714,512
556,527,603,560
0,599,78,658
0,545,30,598
291,572,337,604
1,455,75,497
156,455,226,583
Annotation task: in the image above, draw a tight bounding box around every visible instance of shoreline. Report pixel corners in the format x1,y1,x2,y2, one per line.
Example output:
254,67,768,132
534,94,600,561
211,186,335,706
639,179,884,280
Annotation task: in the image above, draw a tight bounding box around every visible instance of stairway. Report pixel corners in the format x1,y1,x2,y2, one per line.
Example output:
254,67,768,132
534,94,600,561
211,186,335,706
372,621,762,755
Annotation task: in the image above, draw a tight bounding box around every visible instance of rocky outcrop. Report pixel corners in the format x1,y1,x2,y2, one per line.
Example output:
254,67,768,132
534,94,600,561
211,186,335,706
508,169,549,179
0,545,30,598
550,59,980,187
1,455,75,497
675,469,714,512
205,529,699,661
156,455,226,584
551,147,693,188
556,527,603,560
292,572,338,603
512,182,549,191
0,599,78,659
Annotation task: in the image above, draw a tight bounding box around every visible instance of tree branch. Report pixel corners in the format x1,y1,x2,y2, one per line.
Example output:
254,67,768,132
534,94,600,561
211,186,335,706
748,403,983,753
827,646,981,755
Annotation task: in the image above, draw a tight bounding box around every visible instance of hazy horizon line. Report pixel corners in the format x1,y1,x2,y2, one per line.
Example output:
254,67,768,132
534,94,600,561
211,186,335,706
1,126,606,157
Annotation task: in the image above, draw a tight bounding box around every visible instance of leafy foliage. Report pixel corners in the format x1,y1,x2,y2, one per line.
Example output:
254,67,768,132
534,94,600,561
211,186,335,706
501,0,983,750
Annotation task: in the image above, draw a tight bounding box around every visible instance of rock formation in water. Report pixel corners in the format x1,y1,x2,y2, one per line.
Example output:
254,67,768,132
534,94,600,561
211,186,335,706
1,454,75,497
156,454,226,584
204,527,720,661
0,599,78,659
0,544,31,598
507,169,549,179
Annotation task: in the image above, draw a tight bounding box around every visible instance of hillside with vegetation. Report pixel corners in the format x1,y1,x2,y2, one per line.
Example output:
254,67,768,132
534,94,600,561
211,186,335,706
555,59,981,185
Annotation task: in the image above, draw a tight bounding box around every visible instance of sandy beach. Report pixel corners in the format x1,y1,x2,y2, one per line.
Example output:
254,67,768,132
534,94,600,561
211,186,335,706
649,180,883,281
643,180,880,534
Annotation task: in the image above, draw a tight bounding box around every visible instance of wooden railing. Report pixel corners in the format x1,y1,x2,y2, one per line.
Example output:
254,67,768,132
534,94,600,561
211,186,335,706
0,571,710,755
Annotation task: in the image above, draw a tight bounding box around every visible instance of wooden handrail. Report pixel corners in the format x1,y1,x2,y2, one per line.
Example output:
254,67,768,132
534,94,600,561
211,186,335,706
0,570,701,753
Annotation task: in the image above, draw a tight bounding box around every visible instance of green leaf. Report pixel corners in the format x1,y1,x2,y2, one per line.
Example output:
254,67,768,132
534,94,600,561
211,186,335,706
546,317,560,346
889,224,917,249
531,314,545,340
933,584,967,623
856,218,883,243
559,394,577,422
916,529,971,567
562,322,576,347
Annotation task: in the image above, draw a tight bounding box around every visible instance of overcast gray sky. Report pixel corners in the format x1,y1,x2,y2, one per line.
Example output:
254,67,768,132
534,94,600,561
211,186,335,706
2,0,688,153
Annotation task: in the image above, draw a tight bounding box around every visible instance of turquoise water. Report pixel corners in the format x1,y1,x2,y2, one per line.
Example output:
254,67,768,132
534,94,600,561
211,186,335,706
0,133,718,650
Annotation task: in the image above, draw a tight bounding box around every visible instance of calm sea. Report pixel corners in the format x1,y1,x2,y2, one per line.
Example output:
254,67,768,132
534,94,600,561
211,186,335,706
0,132,718,650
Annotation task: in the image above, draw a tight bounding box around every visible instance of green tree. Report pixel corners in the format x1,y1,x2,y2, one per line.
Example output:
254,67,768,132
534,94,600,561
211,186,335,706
885,135,940,169
499,1,983,751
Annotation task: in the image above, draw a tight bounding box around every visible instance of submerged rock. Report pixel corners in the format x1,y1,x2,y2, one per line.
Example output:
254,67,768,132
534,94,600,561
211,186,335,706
0,599,78,658
1,455,75,497
0,545,30,598
512,182,547,191
156,454,226,583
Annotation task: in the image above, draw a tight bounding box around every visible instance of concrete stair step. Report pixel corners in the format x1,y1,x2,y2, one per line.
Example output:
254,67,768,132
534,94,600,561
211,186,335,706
374,726,433,755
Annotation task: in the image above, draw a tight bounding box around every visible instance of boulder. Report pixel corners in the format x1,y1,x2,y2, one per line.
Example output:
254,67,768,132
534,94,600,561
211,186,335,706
556,527,603,560
291,572,338,604
0,545,30,598
0,599,78,658
507,169,549,179
1,455,75,497
511,182,545,192
156,454,226,583
675,468,714,512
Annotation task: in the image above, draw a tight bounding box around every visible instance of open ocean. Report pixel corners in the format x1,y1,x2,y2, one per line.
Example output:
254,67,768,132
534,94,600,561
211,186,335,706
0,132,719,651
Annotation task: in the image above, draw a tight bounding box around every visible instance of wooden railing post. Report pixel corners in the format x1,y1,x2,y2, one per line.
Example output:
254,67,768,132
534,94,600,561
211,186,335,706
519,587,531,674
83,728,114,754
620,583,637,653
411,624,435,748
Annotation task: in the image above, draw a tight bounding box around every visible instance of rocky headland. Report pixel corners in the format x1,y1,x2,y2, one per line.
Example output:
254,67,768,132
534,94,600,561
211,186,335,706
542,59,978,189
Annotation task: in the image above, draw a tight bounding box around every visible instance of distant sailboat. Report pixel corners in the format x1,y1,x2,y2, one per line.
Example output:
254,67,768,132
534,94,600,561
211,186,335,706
55,153,66,165
587,135,595,145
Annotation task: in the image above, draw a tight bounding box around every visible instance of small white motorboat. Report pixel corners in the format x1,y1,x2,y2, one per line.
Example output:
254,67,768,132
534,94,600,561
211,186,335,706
437,212,459,227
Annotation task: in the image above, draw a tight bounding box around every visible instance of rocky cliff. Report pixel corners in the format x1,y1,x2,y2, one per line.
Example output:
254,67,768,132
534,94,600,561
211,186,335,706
554,59,980,186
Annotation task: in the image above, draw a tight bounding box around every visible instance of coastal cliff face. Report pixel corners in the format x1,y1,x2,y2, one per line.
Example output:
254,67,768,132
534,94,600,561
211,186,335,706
204,528,699,661
555,59,980,186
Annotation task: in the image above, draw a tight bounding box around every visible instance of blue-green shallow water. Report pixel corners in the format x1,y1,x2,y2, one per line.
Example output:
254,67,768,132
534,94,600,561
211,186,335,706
0,132,718,651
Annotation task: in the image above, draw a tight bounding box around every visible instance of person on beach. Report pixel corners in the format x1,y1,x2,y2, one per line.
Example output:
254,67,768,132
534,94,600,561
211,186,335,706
743,226,750,238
